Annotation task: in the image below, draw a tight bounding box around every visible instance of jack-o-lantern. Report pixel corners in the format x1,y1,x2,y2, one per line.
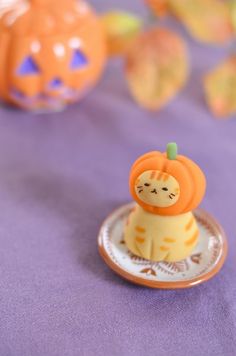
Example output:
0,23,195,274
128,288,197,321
0,0,106,110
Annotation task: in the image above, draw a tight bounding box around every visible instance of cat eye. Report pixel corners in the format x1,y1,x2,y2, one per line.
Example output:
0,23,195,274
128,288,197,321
144,183,150,186
162,187,168,191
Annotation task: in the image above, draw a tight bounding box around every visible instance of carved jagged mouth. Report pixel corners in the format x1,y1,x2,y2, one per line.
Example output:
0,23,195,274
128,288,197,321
10,85,91,109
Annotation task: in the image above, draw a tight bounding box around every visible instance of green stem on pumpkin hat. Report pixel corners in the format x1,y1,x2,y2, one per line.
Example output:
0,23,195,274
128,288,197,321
167,142,178,160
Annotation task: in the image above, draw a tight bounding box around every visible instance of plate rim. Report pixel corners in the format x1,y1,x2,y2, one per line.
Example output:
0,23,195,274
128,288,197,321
98,203,228,289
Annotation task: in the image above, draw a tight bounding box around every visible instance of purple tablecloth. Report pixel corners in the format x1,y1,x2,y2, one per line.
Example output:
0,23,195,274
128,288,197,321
0,1,235,355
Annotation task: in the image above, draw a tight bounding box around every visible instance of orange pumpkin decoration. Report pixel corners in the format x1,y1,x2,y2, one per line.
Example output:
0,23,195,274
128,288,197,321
0,0,106,110
129,143,206,216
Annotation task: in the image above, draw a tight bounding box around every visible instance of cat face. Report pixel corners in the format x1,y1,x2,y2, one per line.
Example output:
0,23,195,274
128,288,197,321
135,170,180,208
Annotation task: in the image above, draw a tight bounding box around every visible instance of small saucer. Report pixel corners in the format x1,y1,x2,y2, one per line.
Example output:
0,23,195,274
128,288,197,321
98,203,228,289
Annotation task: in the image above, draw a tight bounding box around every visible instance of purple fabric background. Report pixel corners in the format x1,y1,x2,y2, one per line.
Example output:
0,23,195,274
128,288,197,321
0,1,236,355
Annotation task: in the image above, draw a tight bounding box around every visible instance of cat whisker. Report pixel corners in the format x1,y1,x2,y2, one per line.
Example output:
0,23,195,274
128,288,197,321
170,193,175,197
138,189,143,193
169,194,173,199
137,186,143,188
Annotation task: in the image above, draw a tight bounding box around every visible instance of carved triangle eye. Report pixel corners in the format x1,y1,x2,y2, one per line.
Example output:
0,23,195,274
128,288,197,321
70,50,88,69
17,56,40,75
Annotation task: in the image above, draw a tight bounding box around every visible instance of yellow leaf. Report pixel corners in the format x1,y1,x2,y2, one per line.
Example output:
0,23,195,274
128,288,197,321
101,11,142,57
204,56,236,118
125,27,188,111
169,0,233,44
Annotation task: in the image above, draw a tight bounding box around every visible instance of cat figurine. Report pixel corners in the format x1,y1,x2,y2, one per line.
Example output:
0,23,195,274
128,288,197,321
124,143,206,262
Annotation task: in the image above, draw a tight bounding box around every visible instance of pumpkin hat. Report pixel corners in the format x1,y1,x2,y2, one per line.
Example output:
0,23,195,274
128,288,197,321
129,142,206,216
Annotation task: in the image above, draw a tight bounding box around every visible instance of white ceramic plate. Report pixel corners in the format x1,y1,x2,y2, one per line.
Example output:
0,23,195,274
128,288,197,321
98,203,228,289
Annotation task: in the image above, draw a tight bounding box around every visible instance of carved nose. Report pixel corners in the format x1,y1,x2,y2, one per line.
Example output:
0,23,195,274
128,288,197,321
49,77,63,89
151,189,157,194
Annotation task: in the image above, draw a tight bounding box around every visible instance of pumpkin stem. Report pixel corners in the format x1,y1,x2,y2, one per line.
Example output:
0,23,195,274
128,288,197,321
167,142,178,160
